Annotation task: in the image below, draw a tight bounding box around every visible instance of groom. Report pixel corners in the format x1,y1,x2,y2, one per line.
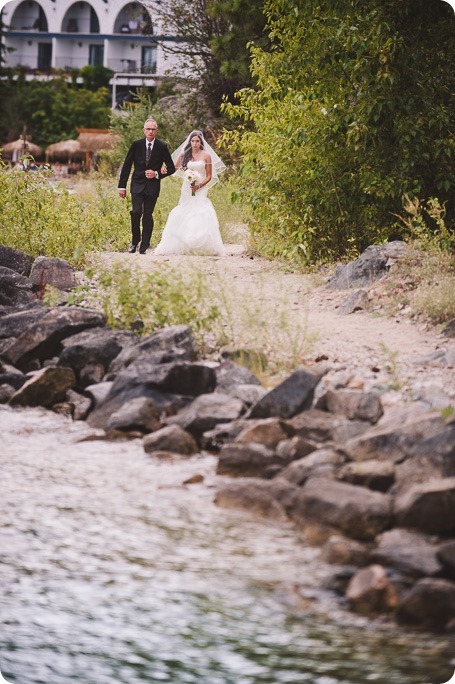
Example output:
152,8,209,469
118,118,176,253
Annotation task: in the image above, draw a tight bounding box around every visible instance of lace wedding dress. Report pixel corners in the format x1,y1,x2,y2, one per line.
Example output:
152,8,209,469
155,160,225,256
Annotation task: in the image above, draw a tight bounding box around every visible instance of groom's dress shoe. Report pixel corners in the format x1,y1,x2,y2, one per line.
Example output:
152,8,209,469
139,247,148,254
128,244,137,253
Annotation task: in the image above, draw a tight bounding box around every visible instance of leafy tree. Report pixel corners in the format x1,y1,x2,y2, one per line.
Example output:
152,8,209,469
144,0,268,116
79,65,114,91
0,79,111,147
223,0,455,264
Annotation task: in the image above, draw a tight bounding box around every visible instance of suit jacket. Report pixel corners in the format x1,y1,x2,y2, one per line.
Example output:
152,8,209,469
118,137,176,195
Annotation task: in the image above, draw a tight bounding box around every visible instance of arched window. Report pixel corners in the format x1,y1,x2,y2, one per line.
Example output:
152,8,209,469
11,1,48,32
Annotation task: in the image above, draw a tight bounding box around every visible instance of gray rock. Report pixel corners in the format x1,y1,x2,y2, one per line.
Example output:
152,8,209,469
234,417,292,449
280,448,344,486
327,241,408,290
396,578,455,629
9,366,75,408
66,388,92,421
0,245,32,276
217,442,290,478
442,319,455,338
107,396,162,434
59,328,134,387
321,535,370,567
371,529,442,578
168,392,244,437
84,381,113,407
143,424,197,455
107,325,198,376
337,459,395,492
342,407,455,467
0,266,36,307
0,307,107,370
436,541,455,581
88,361,216,430
275,435,318,462
317,389,383,423
346,564,398,615
289,477,392,541
200,418,250,451
214,477,297,521
221,383,267,406
29,256,76,292
394,478,455,534
248,367,321,419
338,289,370,315
287,408,366,443
215,360,262,391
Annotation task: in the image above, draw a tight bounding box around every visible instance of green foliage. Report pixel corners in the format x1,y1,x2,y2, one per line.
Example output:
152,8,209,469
0,163,129,266
222,0,455,264
0,78,111,148
79,65,114,91
81,260,221,344
143,0,268,116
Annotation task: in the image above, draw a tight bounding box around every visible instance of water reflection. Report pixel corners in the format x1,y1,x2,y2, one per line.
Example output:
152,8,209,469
0,405,453,683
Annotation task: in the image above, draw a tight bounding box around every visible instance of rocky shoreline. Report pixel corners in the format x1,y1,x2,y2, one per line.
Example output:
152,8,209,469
1,243,454,632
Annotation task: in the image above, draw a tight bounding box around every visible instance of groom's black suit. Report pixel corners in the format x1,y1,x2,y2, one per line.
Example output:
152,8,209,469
118,137,176,250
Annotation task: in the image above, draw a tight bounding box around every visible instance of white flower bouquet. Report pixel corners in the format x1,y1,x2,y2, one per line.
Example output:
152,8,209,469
184,168,203,195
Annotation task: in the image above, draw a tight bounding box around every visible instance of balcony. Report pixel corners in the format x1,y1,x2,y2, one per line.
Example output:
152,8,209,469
107,58,156,74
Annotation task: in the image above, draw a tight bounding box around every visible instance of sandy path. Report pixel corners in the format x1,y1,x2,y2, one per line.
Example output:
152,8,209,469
97,243,455,403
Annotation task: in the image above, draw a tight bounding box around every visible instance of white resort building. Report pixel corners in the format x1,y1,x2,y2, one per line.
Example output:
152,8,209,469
1,0,181,105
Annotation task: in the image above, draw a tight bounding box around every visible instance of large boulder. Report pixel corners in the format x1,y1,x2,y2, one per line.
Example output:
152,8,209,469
287,408,369,444
317,389,383,424
327,241,408,290
106,325,198,376
288,477,392,541
0,266,36,307
0,307,107,370
29,256,77,292
9,366,75,408
280,447,344,486
396,578,455,629
217,442,290,478
0,245,32,276
248,367,322,419
370,529,442,578
394,478,455,535
214,477,298,520
168,392,244,438
58,328,135,387
346,564,398,615
342,407,454,468
143,424,198,455
87,360,216,430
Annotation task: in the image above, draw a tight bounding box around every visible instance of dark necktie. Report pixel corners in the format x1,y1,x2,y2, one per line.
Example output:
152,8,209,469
146,142,152,163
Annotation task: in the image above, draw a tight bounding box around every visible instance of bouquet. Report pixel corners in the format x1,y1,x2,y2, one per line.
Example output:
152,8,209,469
184,168,203,196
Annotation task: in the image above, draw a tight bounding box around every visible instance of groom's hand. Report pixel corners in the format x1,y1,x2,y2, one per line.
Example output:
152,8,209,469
118,189,126,198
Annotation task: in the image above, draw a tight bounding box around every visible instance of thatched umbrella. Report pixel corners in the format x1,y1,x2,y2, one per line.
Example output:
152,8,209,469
2,138,43,162
77,128,119,168
45,139,84,162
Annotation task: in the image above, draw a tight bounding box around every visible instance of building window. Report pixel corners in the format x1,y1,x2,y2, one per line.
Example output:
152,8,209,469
38,43,52,70
141,46,156,74
89,44,104,66
90,7,100,33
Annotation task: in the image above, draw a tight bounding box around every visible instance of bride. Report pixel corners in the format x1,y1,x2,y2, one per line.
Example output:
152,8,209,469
155,130,226,256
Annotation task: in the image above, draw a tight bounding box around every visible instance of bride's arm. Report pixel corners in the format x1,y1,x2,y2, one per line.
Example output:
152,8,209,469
175,153,184,170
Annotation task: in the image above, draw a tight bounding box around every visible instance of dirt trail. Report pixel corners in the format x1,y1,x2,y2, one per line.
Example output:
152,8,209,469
99,243,455,405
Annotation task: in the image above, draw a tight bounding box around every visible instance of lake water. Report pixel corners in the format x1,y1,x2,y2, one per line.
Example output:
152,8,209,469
0,405,453,684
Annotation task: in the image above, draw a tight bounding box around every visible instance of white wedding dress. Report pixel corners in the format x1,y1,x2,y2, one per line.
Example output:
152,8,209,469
155,160,225,256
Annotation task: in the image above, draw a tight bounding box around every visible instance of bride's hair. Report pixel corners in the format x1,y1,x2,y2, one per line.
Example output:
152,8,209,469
181,130,204,169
